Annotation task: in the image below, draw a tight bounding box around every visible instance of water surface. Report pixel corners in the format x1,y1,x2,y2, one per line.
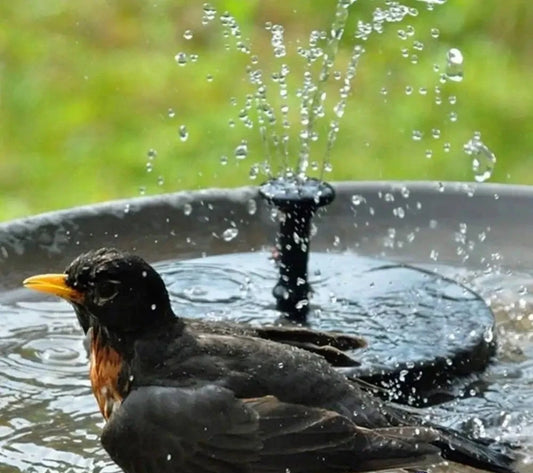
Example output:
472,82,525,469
1,253,531,472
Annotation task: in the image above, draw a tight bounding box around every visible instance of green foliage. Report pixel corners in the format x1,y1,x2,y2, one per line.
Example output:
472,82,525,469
1,1,532,221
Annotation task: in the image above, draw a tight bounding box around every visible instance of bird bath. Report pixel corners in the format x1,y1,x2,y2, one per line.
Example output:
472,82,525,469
1,0,531,471
1,180,533,471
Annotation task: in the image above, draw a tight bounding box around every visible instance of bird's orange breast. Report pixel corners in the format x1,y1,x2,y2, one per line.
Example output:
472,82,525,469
90,332,124,421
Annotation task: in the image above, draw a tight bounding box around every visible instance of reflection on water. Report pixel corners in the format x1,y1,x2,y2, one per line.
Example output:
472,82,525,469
0,253,532,472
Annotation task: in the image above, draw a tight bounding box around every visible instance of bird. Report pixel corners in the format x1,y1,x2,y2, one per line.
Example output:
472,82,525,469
23,247,516,473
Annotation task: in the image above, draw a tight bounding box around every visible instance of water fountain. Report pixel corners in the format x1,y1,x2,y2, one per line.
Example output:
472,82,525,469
0,1,532,472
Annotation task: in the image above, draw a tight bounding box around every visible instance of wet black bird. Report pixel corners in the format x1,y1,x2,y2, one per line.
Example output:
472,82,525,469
23,248,516,473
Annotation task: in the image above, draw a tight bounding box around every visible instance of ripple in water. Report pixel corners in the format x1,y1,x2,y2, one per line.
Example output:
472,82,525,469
1,253,532,471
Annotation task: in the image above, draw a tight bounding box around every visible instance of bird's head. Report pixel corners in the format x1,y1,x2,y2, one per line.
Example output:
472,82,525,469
23,248,174,334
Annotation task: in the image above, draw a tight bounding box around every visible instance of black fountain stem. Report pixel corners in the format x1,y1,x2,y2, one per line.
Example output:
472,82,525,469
259,177,335,322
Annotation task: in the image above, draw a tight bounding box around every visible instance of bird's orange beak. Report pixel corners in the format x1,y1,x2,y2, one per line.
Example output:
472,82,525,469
23,273,85,303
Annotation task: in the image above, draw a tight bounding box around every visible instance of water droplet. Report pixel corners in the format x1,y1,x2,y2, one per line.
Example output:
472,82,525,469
139,186,146,196
183,30,193,40
183,203,192,216
483,327,494,343
179,125,189,142
270,24,287,58
157,176,164,186
445,48,464,82
247,199,257,215
222,228,239,241
430,249,439,261
168,108,175,118
123,204,130,214
413,40,424,51
147,148,157,160
174,52,187,66
249,164,259,180
206,73,213,82
430,27,440,39
464,132,496,182
394,207,405,218
146,162,153,173
202,3,217,25
295,299,309,310
412,130,423,141
235,141,248,160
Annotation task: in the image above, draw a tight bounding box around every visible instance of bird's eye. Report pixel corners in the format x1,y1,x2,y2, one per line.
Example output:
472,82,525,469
94,281,120,304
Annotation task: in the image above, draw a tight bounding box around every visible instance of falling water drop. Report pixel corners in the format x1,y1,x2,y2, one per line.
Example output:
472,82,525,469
183,203,192,216
249,164,259,180
412,130,423,141
235,140,248,160
247,199,257,215
464,132,497,183
179,125,189,142
351,195,365,206
174,52,188,66
445,48,464,82
222,228,239,241
202,3,216,25
270,24,287,58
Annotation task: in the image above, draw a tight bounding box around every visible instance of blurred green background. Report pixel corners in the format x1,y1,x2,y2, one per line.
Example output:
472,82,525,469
1,1,532,222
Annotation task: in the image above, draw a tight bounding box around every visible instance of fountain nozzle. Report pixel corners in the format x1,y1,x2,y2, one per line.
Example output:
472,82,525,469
259,177,335,322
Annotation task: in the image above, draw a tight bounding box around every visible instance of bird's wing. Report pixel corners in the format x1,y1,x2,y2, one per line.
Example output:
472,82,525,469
254,325,367,367
186,320,365,366
102,385,441,473
102,384,260,473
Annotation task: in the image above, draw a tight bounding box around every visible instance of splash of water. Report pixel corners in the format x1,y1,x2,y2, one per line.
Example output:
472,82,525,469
180,1,438,184
464,132,497,183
